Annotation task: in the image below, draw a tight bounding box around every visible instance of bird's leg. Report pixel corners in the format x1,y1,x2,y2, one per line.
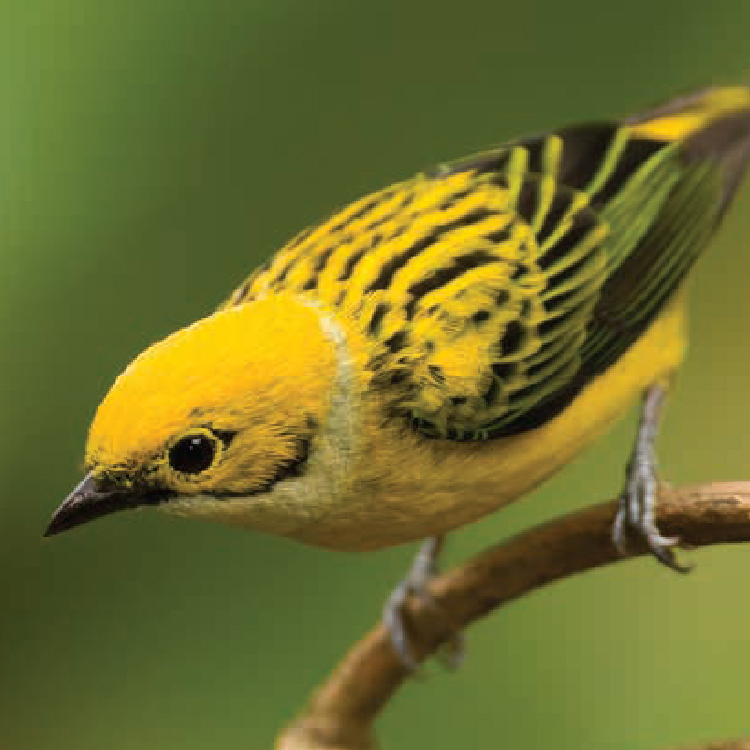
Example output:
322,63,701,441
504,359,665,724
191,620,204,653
612,382,689,572
383,535,464,671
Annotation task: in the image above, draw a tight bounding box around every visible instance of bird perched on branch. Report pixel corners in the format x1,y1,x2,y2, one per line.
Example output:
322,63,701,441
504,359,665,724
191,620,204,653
47,83,750,667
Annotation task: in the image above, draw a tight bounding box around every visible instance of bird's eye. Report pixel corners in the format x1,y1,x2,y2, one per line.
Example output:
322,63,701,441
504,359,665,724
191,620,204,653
168,434,217,474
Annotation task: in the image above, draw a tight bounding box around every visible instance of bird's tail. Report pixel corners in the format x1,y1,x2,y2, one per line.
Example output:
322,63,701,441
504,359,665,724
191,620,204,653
627,85,750,211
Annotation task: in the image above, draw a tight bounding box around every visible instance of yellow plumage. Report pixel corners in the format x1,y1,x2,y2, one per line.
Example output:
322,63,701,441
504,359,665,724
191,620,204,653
47,84,750,565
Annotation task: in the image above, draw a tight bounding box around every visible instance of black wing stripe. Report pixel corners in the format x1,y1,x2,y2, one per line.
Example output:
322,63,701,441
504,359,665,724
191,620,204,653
594,137,667,205
404,249,499,318
515,178,542,228
537,187,578,244
537,208,601,270
521,135,547,174
556,124,618,190
365,208,496,294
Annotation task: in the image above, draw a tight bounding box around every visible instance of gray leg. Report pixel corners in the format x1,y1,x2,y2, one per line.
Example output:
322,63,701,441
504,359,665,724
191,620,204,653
612,382,688,571
383,535,464,671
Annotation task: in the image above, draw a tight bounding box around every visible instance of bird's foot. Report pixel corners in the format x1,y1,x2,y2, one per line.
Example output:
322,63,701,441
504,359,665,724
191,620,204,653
382,536,464,672
612,384,688,572
612,459,686,571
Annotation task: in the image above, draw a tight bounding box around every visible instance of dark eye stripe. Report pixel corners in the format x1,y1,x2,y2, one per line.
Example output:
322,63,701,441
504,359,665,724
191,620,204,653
213,438,311,499
262,438,310,490
211,429,237,449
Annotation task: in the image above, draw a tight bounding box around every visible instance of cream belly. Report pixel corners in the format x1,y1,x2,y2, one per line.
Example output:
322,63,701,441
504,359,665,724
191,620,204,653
297,290,688,551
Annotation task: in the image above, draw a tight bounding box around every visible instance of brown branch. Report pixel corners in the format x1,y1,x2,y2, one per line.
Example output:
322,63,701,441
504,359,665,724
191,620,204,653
275,482,750,750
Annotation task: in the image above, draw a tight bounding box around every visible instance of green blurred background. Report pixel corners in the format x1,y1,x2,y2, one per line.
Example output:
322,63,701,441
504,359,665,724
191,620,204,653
4,1,750,748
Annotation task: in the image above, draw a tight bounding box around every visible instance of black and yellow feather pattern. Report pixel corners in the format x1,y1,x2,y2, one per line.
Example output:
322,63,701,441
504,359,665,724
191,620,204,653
230,87,750,440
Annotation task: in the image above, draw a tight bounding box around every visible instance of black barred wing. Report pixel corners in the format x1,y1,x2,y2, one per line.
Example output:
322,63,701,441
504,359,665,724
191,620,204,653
232,86,750,440
423,93,750,439
404,166,611,440
235,156,613,439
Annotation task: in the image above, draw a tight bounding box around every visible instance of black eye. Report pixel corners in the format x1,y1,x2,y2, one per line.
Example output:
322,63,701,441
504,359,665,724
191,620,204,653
169,435,217,474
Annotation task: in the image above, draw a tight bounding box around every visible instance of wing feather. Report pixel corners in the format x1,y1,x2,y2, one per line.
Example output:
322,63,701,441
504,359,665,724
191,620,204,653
229,86,750,440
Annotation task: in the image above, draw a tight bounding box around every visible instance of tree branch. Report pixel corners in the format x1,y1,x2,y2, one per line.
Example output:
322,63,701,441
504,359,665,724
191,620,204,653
275,482,750,750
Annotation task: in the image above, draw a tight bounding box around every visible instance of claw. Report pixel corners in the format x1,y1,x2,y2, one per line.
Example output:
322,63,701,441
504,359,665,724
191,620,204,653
383,579,421,672
613,382,690,573
382,536,465,671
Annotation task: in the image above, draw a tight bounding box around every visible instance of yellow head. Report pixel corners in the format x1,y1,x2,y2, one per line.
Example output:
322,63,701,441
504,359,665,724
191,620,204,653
46,297,359,538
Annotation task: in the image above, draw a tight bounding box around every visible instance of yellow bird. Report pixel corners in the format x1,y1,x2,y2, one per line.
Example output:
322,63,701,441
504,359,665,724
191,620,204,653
47,84,750,664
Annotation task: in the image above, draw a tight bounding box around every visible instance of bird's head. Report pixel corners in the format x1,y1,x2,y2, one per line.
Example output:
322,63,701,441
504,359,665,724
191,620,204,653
46,297,361,539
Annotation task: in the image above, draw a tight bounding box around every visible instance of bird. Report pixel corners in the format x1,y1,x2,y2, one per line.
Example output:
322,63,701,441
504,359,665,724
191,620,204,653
46,83,750,667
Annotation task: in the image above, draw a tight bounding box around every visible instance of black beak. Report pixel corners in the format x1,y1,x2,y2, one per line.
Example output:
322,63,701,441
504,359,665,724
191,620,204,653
44,473,164,537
